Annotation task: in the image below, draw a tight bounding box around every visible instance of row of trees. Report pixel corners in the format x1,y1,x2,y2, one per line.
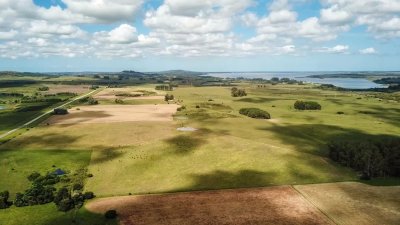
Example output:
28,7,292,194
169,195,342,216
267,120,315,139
78,96,98,105
239,108,271,119
156,85,173,91
328,138,400,178
231,87,247,97
294,100,321,110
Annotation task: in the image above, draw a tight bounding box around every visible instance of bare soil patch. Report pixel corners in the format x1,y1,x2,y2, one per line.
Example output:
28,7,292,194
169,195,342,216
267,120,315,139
86,186,332,225
295,182,400,225
94,88,163,100
44,84,89,94
46,104,179,124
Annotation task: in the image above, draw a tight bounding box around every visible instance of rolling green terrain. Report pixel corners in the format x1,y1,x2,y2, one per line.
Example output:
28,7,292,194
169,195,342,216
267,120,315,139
0,74,399,224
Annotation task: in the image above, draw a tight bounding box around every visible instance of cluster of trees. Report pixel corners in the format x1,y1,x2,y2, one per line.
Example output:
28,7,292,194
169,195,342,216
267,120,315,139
54,108,68,115
53,187,95,212
37,86,49,91
294,100,321,110
231,87,247,97
1,171,95,212
328,138,400,179
79,96,98,105
239,108,271,119
0,92,24,97
165,94,174,101
156,85,173,91
115,93,141,97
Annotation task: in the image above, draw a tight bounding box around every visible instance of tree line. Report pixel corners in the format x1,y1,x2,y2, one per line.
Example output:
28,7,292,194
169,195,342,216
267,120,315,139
328,138,400,179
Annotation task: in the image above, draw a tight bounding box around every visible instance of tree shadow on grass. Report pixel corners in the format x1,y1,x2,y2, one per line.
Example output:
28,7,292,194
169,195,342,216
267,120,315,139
234,97,283,104
89,147,126,164
165,135,207,155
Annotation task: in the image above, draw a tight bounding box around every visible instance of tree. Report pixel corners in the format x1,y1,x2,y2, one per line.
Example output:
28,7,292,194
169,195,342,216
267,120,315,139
105,210,118,219
164,94,174,101
231,87,247,97
239,108,271,119
0,191,12,209
294,101,321,110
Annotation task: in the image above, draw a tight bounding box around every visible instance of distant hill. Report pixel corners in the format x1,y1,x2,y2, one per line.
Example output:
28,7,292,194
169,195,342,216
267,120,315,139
157,70,206,76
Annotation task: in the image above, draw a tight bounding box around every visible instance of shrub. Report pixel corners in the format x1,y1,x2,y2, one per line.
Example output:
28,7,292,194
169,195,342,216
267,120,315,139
72,183,83,191
164,94,174,101
177,106,186,111
53,108,68,115
337,111,344,114
294,101,321,110
231,87,247,97
38,86,49,91
27,172,41,181
79,96,98,105
115,98,124,104
57,198,74,212
105,210,118,219
83,192,95,200
239,108,271,119
0,191,12,209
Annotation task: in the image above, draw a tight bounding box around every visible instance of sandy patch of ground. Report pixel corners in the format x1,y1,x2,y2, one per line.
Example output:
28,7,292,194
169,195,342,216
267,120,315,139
86,186,332,225
94,88,164,100
46,104,179,124
44,84,89,94
295,182,400,225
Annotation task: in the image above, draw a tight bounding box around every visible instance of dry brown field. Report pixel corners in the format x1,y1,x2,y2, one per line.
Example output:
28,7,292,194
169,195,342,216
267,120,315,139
86,186,333,225
295,182,400,225
46,104,179,124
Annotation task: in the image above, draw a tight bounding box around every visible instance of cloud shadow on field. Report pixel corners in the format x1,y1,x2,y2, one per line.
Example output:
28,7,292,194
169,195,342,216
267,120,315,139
47,110,112,127
0,133,81,150
171,169,279,192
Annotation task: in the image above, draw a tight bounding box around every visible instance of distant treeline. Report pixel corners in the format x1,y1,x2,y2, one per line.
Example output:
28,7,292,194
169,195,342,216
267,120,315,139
328,138,400,178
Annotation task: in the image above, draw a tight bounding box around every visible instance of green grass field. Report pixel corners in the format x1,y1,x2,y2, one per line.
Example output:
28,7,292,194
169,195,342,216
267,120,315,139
1,83,399,224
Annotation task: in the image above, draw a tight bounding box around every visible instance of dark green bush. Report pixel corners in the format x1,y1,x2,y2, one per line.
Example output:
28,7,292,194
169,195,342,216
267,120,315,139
72,183,83,191
164,94,174,101
0,191,12,209
239,108,271,119
83,192,95,200
38,86,49,91
105,210,118,219
294,100,321,110
53,108,68,115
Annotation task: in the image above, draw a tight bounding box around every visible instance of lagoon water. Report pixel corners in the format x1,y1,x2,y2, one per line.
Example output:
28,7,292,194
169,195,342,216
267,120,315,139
206,72,388,89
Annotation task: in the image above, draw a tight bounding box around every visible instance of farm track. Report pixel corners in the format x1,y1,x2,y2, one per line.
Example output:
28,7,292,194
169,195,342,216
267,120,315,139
0,89,98,139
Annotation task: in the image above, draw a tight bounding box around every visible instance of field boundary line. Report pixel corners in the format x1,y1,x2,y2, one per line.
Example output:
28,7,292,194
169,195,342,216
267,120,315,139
0,89,99,140
291,185,339,225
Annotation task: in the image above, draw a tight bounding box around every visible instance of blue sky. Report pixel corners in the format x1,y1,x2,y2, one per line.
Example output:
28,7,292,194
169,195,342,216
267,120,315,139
0,0,399,72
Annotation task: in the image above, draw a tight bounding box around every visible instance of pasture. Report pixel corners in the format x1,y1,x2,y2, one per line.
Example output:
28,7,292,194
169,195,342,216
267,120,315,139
1,83,399,225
